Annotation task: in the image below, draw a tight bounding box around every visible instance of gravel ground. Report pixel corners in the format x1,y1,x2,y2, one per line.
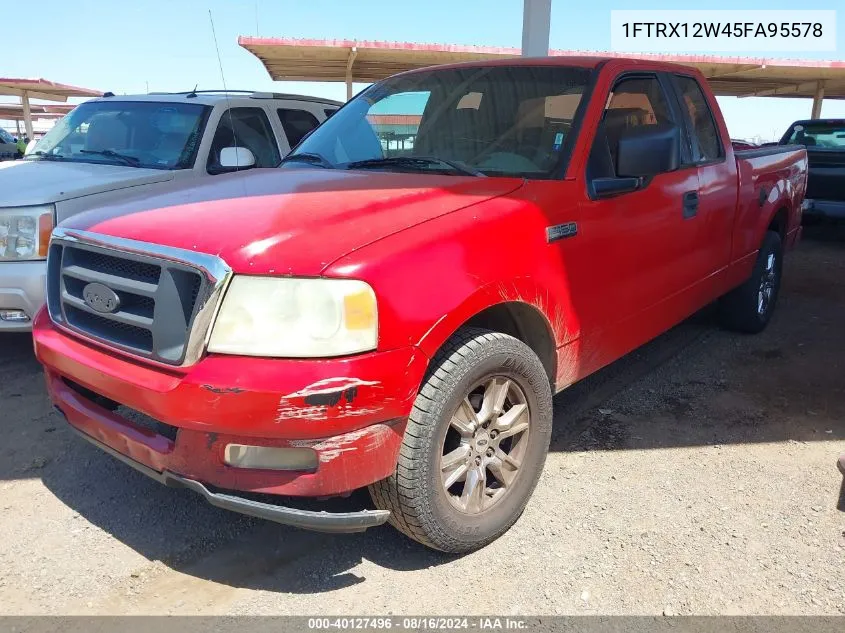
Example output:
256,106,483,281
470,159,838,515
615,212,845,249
1,228,843,616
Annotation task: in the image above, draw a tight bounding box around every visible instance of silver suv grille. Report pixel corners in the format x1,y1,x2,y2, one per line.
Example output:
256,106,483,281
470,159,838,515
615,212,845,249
47,229,231,366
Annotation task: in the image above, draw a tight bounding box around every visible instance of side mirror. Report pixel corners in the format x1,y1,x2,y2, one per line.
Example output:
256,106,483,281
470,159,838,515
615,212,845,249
616,123,680,178
219,146,256,170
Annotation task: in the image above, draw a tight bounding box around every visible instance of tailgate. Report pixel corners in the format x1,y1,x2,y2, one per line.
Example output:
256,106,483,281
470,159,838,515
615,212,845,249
805,149,845,201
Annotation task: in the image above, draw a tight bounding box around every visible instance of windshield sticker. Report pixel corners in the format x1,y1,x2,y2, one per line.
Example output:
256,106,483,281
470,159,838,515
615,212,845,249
553,132,564,151
794,125,804,132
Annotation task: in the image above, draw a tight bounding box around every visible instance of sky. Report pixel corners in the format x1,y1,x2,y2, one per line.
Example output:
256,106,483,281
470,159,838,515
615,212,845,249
4,0,844,142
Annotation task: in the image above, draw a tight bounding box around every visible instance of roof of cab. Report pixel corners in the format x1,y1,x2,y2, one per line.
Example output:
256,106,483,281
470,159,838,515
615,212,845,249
371,55,706,83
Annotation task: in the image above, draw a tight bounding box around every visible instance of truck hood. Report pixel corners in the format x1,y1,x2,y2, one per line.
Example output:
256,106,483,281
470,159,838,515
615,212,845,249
62,167,524,275
0,160,174,207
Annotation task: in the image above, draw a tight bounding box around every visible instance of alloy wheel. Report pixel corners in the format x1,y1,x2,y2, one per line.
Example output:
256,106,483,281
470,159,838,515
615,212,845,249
439,376,531,514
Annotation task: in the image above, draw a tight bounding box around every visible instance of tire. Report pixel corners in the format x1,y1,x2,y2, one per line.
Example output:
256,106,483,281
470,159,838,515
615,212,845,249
369,327,553,553
718,230,783,334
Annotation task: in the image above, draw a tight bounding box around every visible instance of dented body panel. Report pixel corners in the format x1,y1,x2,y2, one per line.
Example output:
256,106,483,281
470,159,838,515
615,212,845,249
34,57,806,527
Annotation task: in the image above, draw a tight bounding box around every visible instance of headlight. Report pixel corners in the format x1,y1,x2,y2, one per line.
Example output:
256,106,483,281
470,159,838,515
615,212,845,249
0,205,55,261
208,277,378,358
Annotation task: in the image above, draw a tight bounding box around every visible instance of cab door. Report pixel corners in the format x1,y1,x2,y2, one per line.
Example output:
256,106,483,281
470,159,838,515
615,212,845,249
669,73,736,282
573,72,701,344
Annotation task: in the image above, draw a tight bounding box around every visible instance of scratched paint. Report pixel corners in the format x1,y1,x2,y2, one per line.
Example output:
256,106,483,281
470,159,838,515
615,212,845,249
275,403,328,422
318,447,357,463
282,377,380,399
200,384,245,394
287,426,388,463
334,406,381,418
275,377,383,422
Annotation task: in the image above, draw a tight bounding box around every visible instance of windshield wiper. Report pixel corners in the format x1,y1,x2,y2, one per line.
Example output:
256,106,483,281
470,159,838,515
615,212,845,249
79,149,141,167
279,152,334,168
346,156,485,177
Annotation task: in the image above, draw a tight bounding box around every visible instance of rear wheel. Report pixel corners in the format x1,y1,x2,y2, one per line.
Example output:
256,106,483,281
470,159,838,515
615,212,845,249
369,328,552,553
718,230,783,334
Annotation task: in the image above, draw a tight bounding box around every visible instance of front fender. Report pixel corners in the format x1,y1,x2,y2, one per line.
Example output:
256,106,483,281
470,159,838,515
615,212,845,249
414,278,572,360
324,190,582,369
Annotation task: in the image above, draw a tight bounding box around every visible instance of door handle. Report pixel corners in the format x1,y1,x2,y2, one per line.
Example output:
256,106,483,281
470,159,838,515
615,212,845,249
682,190,699,219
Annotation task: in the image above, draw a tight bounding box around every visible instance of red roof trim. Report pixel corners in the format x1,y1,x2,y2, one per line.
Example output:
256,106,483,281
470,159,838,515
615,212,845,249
238,37,522,55
0,77,102,96
237,36,845,69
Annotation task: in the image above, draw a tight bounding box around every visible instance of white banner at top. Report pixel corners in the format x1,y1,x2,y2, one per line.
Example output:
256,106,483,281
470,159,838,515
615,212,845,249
610,10,837,53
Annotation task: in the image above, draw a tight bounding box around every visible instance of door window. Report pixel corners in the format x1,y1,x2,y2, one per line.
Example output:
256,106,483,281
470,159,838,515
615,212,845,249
277,108,321,148
600,76,674,176
207,108,280,173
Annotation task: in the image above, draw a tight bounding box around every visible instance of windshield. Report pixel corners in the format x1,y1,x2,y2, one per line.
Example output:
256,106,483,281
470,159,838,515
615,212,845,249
29,101,211,169
289,65,593,178
786,122,845,149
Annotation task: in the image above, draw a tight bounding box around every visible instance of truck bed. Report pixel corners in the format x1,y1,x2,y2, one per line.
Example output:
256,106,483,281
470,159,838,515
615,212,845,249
733,144,808,259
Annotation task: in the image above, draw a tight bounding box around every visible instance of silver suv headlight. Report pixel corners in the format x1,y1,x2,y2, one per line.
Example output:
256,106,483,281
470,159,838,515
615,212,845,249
208,276,378,358
0,205,55,261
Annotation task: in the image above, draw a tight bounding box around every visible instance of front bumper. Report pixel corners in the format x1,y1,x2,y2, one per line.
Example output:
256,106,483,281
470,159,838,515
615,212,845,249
0,260,46,331
34,308,430,500
802,199,845,220
63,419,390,533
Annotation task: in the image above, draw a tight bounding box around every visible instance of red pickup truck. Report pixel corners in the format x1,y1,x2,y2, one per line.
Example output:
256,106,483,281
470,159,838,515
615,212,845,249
34,57,807,553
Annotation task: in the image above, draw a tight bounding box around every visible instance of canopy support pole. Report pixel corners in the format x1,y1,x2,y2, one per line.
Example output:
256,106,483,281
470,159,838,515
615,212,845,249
522,0,551,57
811,81,825,119
21,91,34,139
346,46,358,101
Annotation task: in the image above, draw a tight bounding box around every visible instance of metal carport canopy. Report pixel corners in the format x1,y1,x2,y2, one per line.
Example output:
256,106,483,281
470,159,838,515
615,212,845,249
0,78,101,139
0,103,73,119
0,103,74,136
239,37,845,115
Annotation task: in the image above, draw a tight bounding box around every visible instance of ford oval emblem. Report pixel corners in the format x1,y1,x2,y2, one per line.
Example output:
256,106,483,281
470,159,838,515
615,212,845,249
82,282,120,314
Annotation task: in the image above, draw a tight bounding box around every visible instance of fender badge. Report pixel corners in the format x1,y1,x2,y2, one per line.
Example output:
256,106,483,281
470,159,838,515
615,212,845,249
546,222,578,243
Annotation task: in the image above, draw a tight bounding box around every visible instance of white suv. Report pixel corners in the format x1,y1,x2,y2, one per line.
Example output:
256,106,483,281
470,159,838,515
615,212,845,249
0,90,342,330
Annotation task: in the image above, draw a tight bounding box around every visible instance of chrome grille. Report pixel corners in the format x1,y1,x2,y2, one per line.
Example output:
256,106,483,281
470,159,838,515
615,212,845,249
47,229,232,366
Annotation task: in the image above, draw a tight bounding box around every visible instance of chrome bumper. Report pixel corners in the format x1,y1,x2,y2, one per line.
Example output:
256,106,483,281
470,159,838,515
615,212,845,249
0,260,46,332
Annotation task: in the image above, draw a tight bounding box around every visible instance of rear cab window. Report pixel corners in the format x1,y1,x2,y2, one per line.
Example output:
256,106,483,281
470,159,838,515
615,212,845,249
672,75,724,162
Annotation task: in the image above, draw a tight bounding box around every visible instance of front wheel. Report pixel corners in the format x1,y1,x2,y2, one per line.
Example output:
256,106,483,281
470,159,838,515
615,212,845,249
718,230,783,334
369,328,553,553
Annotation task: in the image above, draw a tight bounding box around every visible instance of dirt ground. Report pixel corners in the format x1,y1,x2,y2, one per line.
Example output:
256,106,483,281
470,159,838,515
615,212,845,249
1,227,843,616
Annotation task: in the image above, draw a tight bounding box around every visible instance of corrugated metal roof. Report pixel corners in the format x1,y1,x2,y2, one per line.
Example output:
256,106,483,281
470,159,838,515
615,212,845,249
0,78,102,101
239,37,845,100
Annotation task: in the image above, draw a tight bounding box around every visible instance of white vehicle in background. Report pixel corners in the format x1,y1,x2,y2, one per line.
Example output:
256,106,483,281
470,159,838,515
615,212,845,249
0,90,342,331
